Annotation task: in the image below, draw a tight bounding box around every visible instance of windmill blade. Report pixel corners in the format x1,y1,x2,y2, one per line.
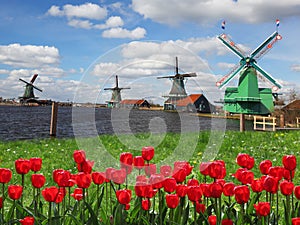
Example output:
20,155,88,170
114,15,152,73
104,88,114,90
157,75,176,79
216,63,245,89
218,34,245,59
120,87,131,90
251,62,282,89
19,78,31,85
179,72,197,77
250,31,279,59
30,74,38,83
32,85,43,92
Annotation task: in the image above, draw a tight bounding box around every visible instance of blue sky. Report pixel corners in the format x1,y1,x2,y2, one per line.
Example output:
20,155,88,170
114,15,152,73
0,0,299,104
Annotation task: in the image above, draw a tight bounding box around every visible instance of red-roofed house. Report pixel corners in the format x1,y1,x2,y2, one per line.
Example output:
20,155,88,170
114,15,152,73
120,99,150,109
174,94,214,113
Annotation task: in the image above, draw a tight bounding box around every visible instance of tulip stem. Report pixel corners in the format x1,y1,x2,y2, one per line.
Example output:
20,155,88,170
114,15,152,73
159,189,163,225
2,183,4,223
169,208,174,225
194,202,197,225
276,192,279,225
48,202,52,225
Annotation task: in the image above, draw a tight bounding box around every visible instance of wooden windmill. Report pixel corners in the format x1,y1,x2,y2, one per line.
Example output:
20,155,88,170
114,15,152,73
19,74,43,104
216,27,282,115
104,75,130,108
157,57,197,110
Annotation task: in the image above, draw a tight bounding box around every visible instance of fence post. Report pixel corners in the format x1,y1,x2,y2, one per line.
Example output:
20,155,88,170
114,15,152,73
50,102,58,137
280,114,285,128
240,114,245,132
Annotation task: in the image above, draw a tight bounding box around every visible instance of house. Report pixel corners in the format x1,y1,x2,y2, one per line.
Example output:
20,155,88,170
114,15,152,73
175,94,214,113
279,99,300,124
120,99,151,109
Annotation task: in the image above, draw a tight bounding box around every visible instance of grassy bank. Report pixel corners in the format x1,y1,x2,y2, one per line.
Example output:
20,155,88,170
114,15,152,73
1,130,300,183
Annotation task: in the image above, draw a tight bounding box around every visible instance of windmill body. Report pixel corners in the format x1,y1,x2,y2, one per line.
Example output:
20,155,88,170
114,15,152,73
104,75,130,108
216,31,282,115
19,74,43,104
158,57,196,110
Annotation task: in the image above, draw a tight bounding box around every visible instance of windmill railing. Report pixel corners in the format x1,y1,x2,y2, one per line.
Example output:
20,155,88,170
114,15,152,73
253,116,277,131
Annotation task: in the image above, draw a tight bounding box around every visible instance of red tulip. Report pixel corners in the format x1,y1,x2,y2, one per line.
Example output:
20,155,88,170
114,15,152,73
54,170,71,187
208,215,217,225
8,185,23,200
208,161,226,179
116,189,131,205
15,158,31,175
174,161,193,176
136,175,148,183
209,182,223,198
73,150,86,164
196,202,206,214
120,152,133,165
294,186,300,200
263,175,279,194
0,168,12,183
292,217,300,225
235,169,254,185
92,172,106,185
164,177,177,193
30,157,42,172
142,146,154,161
165,194,179,209
133,156,144,169
187,179,199,186
200,183,211,198
71,188,83,201
77,159,94,174
55,188,66,204
142,199,151,210
236,153,254,169
31,174,46,189
42,186,59,202
187,186,202,202
251,179,264,193
176,184,188,197
199,162,210,176
222,219,234,225
105,167,115,181
283,168,295,181
76,172,92,188
144,163,156,176
111,169,126,185
135,181,148,197
268,166,284,180
259,160,272,175
19,216,34,225
223,182,235,197
283,155,297,171
160,165,172,177
254,202,271,217
234,185,250,204
149,174,164,189
172,168,187,183
280,180,294,196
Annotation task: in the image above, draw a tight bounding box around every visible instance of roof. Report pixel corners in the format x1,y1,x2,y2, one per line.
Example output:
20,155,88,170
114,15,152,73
120,99,146,105
282,99,300,110
176,94,203,107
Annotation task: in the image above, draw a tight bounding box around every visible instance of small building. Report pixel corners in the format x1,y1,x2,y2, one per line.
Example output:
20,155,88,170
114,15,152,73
279,99,300,124
175,94,214,113
120,99,151,109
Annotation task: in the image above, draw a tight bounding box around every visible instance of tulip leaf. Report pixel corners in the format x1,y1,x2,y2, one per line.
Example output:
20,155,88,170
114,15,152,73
182,202,190,225
84,200,100,225
64,213,82,225
113,203,124,225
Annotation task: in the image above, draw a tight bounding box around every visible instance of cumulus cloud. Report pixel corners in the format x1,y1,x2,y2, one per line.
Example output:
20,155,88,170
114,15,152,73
47,3,107,20
102,27,146,39
291,65,300,72
94,16,124,29
132,0,300,26
0,43,60,68
68,19,93,29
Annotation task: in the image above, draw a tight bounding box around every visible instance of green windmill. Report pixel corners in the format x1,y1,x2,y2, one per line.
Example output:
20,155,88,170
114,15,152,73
19,74,43,104
216,30,282,115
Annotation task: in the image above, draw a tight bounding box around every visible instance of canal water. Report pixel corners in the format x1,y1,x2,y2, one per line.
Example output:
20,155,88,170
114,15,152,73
0,105,252,141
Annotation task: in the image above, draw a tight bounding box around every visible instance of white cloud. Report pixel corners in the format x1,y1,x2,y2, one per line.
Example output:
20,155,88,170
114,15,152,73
132,0,300,26
94,16,124,29
291,65,300,72
102,27,146,39
0,43,60,68
68,19,93,29
47,3,107,20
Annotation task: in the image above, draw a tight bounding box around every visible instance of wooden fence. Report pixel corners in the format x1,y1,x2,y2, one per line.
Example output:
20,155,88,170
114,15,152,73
253,116,277,131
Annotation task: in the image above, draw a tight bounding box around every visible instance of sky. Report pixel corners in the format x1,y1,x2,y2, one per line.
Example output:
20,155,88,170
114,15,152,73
0,0,300,105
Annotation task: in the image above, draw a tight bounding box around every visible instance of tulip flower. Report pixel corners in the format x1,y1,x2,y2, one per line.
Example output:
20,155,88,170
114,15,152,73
0,168,12,183
176,184,188,197
19,216,34,225
160,165,172,177
199,162,210,176
208,161,226,179
73,150,86,164
111,169,126,185
172,168,187,183
234,185,250,204
187,179,199,186
292,217,300,225
223,182,235,197
77,159,94,174
133,156,144,170
187,186,202,202
165,194,179,209
282,155,297,171
31,174,46,189
144,163,156,176
71,188,83,201
142,146,154,161
163,177,177,193
294,186,300,200
116,189,131,205
149,174,164,189
259,159,272,174
54,170,71,187
236,153,255,169
8,185,23,200
251,179,264,193
254,202,271,217
221,219,234,225
263,175,279,194
209,182,223,198
141,199,151,210
42,186,59,202
208,215,217,225
29,157,42,172
76,172,92,189
196,202,206,214
120,152,133,166
92,172,106,185
280,180,294,196
15,158,31,175
268,166,284,180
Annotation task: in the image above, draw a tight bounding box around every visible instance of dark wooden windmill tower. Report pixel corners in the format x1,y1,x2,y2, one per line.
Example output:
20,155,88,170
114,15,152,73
19,74,43,104
104,75,130,108
157,57,196,110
